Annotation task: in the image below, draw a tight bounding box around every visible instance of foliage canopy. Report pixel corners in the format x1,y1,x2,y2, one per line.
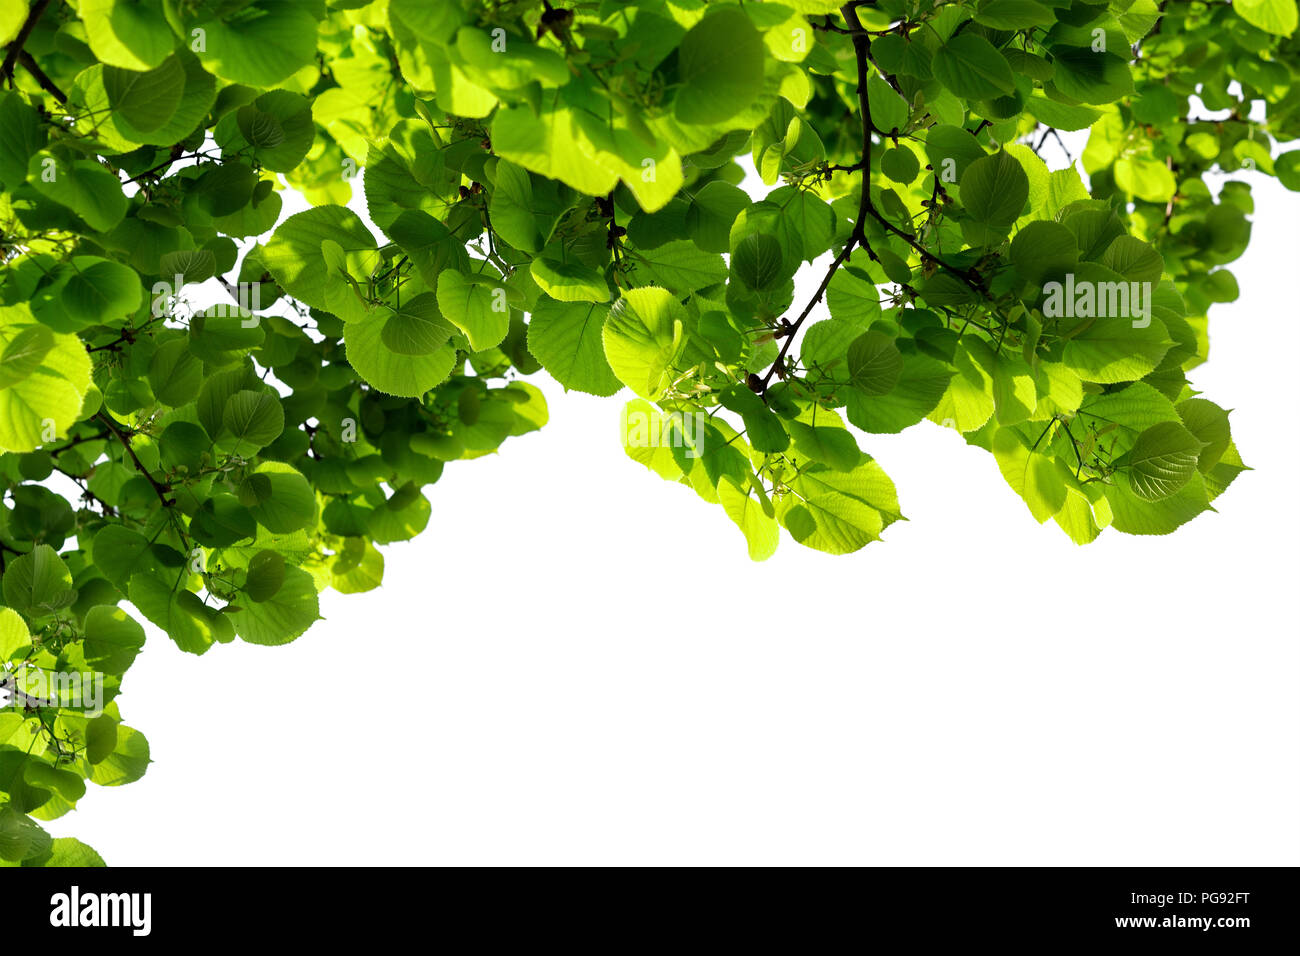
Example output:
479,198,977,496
1,0,1298,863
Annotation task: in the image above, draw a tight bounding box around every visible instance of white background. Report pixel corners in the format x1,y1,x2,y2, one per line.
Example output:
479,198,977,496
46,147,1300,866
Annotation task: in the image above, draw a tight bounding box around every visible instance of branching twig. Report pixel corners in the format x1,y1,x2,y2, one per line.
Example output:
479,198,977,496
758,3,878,394
98,412,174,507
0,0,52,85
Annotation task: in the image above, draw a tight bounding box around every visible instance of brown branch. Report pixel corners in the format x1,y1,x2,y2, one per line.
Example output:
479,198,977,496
864,204,988,297
757,3,876,394
121,145,193,184
47,430,110,456
51,464,119,516
0,0,52,85
17,50,65,103
98,412,174,507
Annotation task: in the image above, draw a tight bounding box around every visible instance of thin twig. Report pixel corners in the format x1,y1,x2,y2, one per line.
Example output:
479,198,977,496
757,3,877,394
98,412,174,507
17,50,65,103
0,0,52,84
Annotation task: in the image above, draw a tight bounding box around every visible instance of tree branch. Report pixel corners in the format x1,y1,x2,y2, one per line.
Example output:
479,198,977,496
757,3,876,394
0,0,52,85
98,412,174,507
17,50,66,103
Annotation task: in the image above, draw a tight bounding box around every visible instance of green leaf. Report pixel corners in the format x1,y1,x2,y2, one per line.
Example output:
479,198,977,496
0,90,45,189
633,240,729,293
718,477,779,561
190,495,256,548
843,353,953,433
492,105,618,200
992,428,1068,522
0,607,32,663
159,421,208,476
0,808,51,862
379,293,456,356
717,385,789,453
1101,236,1164,284
196,0,320,87
1277,150,1300,191
1049,47,1135,105
1010,221,1079,285
827,259,883,325
363,120,458,230
0,327,54,390
88,723,151,786
0,1,26,47
925,124,987,183
261,206,379,313
1234,0,1298,36
846,331,903,396
386,210,458,286
192,160,258,217
103,56,184,133
83,606,146,677
675,7,764,124
731,233,785,291
527,298,622,396
28,153,127,233
226,91,314,173
244,550,286,602
530,258,610,303
1053,483,1108,545
602,287,685,400
345,310,457,398
928,337,996,433
162,249,217,287
330,539,383,595
1127,421,1204,501
128,573,229,655
785,420,861,471
27,838,107,868
219,390,285,457
113,50,217,147
229,565,321,646
1063,317,1172,384
147,338,203,407
80,0,176,71
933,34,1016,100
91,526,161,591
2,545,75,618
979,341,1037,425
1114,156,1177,203
389,0,462,42
686,181,749,253
1177,398,1232,473
488,159,544,252
867,74,910,134
960,150,1029,243
436,269,510,352
881,146,920,184
242,463,316,533
0,307,91,454
1071,379,1175,442
1106,471,1211,535
188,310,265,365
775,458,902,555
975,0,1056,30
1026,94,1102,132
